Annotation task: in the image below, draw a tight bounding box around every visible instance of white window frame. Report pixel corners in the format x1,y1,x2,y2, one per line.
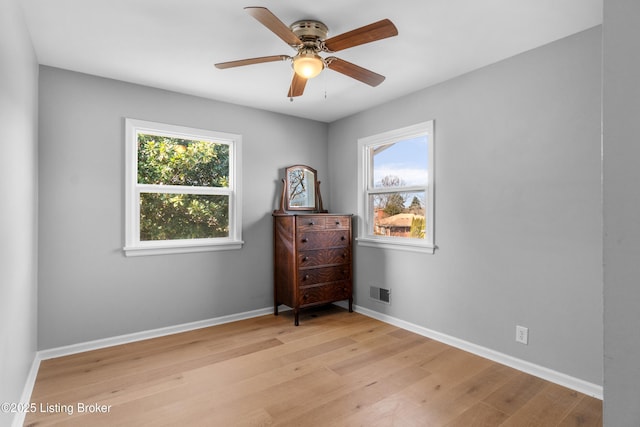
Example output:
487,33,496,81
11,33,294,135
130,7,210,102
123,118,243,257
357,121,435,254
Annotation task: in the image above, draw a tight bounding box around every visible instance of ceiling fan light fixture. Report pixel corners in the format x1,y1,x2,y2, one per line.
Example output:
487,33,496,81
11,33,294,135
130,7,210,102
292,52,324,79
215,8,398,98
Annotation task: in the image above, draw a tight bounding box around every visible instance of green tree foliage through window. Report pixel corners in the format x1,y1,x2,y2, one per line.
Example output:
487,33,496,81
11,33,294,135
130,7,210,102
383,193,406,216
410,216,426,239
137,133,230,241
137,134,229,187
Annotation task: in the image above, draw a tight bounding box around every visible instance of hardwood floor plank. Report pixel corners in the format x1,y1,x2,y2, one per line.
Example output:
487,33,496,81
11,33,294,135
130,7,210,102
558,395,603,427
420,346,495,380
328,336,428,376
30,336,284,404
482,370,549,415
264,341,436,421
274,365,431,426
445,402,510,426
264,334,440,423
24,307,602,426
138,367,339,426
411,363,514,425
397,346,497,410
266,337,448,424
335,393,430,427
499,383,584,426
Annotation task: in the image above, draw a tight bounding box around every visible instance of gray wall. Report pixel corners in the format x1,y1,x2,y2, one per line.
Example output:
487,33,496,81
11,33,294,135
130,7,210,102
328,27,603,385
0,0,39,425
603,0,640,424
37,67,328,349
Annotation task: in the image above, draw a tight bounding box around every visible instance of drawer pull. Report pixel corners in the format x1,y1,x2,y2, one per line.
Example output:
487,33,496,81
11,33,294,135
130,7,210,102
302,256,309,262
309,221,315,225
303,274,310,280
302,238,308,243
303,294,309,300
341,236,346,241
335,221,340,225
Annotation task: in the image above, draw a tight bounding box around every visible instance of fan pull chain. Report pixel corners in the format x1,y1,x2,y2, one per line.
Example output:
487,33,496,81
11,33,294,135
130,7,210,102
323,70,328,99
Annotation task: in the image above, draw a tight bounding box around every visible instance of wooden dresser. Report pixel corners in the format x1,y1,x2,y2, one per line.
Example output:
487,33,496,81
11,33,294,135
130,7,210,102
273,213,353,325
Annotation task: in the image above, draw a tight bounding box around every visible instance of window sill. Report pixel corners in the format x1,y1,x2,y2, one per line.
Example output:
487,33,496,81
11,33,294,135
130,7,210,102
123,239,244,257
356,236,436,254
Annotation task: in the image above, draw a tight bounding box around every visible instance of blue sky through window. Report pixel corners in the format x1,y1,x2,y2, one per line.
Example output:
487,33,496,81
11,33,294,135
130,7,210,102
373,135,428,187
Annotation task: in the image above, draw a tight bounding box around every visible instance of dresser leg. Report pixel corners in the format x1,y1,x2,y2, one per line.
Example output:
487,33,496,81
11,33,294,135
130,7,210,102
348,298,353,313
274,304,279,316
294,310,299,326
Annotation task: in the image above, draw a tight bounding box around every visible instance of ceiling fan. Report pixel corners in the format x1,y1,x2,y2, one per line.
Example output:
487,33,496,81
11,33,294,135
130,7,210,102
215,7,398,98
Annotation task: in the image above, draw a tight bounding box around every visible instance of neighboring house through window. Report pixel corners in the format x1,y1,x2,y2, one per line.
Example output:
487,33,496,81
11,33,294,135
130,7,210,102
124,118,243,256
357,120,435,254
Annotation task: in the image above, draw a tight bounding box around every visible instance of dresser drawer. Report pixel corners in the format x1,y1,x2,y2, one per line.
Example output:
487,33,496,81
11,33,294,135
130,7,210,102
297,216,351,232
298,230,349,250
298,265,350,287
298,282,351,307
298,247,350,267
296,216,326,231
325,216,350,230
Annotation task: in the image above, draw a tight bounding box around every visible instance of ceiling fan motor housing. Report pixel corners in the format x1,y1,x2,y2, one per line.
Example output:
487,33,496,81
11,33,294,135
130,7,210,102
290,20,329,47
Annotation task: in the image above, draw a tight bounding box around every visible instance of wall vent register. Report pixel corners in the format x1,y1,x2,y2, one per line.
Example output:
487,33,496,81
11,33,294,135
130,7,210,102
370,286,391,304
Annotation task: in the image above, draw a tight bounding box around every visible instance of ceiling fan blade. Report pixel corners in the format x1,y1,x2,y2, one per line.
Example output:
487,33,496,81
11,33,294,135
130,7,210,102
288,73,307,97
326,57,385,87
215,55,290,69
323,19,398,52
245,7,302,47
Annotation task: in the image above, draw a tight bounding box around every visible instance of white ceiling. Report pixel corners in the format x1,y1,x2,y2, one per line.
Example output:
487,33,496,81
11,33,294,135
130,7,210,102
20,0,602,123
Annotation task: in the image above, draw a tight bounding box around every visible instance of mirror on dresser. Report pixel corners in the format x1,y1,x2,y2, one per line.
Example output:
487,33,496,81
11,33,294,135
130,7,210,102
274,164,327,214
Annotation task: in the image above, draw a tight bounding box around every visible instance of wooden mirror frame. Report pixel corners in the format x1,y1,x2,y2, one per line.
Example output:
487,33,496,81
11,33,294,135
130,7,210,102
275,165,327,213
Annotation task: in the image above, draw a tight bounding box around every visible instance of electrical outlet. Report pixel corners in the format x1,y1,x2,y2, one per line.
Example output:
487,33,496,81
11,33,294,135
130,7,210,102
516,325,529,345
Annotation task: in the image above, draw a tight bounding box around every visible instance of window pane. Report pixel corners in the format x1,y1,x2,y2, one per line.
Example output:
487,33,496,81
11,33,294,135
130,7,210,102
369,191,426,239
140,193,229,241
137,133,229,187
372,136,428,188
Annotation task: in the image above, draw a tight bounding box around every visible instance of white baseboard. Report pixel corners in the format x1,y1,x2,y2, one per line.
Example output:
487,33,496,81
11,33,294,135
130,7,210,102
12,354,41,427
38,307,274,360
352,304,603,400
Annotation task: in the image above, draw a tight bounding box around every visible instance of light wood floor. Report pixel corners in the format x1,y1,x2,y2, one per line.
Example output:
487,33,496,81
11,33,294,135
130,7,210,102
25,306,602,426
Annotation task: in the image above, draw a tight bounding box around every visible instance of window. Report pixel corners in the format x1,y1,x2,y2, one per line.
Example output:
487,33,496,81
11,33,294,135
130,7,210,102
357,121,435,254
124,119,242,256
